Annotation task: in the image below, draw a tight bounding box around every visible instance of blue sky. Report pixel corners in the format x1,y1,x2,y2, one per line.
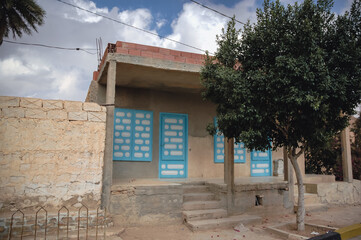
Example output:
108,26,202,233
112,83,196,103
0,0,354,102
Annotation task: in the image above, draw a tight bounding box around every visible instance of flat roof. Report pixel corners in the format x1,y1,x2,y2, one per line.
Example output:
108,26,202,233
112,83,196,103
94,41,206,93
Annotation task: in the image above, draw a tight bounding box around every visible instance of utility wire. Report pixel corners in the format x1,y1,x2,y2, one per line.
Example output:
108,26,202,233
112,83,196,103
190,0,246,25
56,0,210,54
3,39,96,54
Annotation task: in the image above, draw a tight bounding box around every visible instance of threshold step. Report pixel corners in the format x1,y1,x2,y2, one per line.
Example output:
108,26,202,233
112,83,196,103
183,185,209,194
184,192,215,202
183,200,221,211
183,208,227,221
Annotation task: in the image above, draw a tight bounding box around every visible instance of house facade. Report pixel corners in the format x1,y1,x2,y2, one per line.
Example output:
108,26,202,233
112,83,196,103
87,41,300,182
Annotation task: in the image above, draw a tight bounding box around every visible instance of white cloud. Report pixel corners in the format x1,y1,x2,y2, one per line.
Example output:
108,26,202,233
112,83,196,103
0,0,257,101
156,19,167,29
64,0,108,23
161,3,226,54
0,58,33,76
118,9,152,29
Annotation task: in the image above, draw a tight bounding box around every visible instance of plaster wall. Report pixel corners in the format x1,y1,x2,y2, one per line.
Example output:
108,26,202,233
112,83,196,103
0,96,106,211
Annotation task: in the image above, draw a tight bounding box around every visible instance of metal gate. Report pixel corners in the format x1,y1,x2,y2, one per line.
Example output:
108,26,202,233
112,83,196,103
159,113,188,178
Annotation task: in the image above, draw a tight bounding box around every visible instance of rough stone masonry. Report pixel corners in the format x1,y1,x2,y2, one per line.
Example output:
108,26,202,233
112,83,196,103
0,96,106,211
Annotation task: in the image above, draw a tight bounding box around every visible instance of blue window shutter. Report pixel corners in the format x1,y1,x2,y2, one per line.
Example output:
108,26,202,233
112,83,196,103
214,118,225,163
213,117,246,163
113,108,153,161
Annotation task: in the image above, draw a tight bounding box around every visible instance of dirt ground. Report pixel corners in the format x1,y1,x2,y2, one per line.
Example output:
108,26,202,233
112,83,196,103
114,204,361,240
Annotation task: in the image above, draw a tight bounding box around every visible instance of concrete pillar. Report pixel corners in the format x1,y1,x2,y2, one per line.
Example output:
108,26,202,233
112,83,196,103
101,60,116,209
283,147,294,207
341,127,353,183
224,138,234,214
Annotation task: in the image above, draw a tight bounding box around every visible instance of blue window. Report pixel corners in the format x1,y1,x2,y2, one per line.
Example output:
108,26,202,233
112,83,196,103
214,118,246,163
113,108,153,161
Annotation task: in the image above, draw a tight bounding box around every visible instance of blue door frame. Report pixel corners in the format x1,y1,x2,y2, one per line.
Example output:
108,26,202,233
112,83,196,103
250,149,272,176
159,113,188,178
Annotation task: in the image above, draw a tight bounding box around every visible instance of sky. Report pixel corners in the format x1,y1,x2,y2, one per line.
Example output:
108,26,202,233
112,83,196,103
0,0,355,103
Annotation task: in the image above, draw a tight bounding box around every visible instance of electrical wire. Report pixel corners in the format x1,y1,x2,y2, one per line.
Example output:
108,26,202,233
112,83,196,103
3,39,96,54
190,0,246,25
55,0,210,54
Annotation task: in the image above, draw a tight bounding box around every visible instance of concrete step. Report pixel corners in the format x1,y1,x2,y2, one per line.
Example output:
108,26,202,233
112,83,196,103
185,214,261,231
294,203,328,213
183,192,215,202
183,185,209,194
183,208,227,221
305,183,318,194
294,193,320,205
183,200,221,211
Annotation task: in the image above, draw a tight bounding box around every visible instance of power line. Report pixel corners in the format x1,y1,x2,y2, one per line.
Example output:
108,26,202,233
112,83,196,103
3,40,96,55
190,0,246,25
56,0,210,54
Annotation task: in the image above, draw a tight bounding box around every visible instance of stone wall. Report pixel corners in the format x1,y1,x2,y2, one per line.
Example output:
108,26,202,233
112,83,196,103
0,96,106,211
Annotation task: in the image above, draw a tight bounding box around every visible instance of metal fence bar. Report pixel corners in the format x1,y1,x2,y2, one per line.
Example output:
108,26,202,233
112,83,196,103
77,203,88,240
34,207,47,240
95,207,107,240
96,207,99,240
57,206,69,240
8,209,24,240
4,204,106,240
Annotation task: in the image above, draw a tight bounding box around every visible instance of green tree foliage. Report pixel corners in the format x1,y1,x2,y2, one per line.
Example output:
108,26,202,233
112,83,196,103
201,0,361,231
0,0,45,45
305,136,341,176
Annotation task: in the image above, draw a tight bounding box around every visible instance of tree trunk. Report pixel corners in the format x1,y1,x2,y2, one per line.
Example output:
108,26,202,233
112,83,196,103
290,155,305,231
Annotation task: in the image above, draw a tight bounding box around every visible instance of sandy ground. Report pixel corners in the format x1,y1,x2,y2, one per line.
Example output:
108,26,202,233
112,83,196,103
114,204,361,240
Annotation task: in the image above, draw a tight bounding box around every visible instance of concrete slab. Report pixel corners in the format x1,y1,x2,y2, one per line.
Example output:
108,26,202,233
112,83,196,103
186,214,261,231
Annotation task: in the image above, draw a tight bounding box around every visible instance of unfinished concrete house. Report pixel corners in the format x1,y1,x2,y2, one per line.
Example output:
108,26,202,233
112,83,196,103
85,41,359,230
0,41,359,237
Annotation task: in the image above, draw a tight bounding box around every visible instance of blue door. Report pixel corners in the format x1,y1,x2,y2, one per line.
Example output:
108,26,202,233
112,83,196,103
251,149,272,176
159,113,188,178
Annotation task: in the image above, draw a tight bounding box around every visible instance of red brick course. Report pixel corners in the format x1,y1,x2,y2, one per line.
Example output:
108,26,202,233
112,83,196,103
93,41,206,81
116,41,205,64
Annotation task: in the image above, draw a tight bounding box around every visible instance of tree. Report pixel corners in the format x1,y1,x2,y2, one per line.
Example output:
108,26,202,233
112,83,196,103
201,0,361,231
0,0,45,45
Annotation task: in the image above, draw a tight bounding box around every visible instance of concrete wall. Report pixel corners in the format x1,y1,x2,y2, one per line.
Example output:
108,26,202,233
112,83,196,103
316,180,361,204
0,96,106,211
207,182,292,216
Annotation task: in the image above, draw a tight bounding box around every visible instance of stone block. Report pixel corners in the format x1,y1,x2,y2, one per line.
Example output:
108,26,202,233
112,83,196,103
101,106,106,112
20,98,42,108
0,96,20,108
68,111,87,121
2,108,25,118
83,102,101,112
25,108,46,119
64,101,82,111
47,110,67,120
43,100,63,109
87,112,106,122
